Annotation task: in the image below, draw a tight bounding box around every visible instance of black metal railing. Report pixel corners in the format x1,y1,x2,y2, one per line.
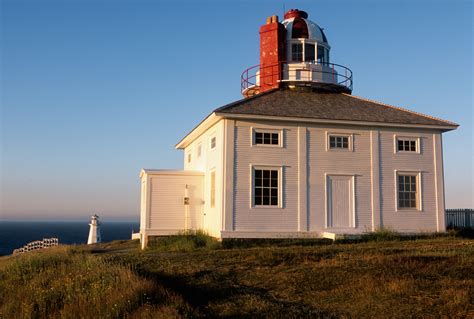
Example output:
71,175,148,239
241,61,353,95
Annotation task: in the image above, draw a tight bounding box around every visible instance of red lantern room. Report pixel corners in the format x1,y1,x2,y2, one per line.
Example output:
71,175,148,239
241,9,353,97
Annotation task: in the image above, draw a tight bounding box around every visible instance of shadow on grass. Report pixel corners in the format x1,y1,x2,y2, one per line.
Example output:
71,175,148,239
221,238,334,249
337,227,474,244
448,227,474,239
133,266,341,318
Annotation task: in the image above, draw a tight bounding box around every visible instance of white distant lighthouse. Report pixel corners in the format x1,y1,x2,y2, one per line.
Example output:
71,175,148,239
87,214,101,244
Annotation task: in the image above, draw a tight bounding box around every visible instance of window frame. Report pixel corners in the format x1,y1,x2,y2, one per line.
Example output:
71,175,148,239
394,135,421,154
291,43,303,62
251,128,283,148
304,42,315,62
395,171,423,212
316,44,328,64
288,39,329,63
210,170,216,208
250,165,283,209
210,134,216,151
326,132,353,152
197,143,202,158
187,151,192,164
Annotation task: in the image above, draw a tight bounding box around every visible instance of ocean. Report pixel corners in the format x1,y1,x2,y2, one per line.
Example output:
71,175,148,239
0,221,139,256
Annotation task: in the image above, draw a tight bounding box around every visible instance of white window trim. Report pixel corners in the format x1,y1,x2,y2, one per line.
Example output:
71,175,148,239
324,173,356,229
287,39,330,63
186,150,192,164
209,169,216,209
326,132,354,152
197,142,202,158
250,127,283,148
393,135,421,154
249,165,283,209
210,133,217,151
394,170,423,212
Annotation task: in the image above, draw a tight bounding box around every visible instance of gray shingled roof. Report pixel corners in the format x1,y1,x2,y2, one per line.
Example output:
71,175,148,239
214,89,457,128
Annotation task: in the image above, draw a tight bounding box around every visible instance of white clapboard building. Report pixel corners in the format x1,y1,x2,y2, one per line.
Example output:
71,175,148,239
136,9,458,248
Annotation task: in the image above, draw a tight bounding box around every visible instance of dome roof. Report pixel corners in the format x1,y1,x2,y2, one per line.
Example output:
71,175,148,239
281,10,328,45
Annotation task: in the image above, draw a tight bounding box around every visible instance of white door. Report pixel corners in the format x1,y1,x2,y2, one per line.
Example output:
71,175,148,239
185,179,204,230
327,175,354,228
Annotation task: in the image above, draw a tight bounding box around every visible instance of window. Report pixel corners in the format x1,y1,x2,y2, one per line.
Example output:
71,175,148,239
397,138,418,152
210,136,216,149
317,45,325,63
397,174,419,209
292,43,303,62
197,143,202,157
329,135,349,150
304,43,315,62
210,171,216,208
187,153,192,163
255,131,279,146
253,168,279,206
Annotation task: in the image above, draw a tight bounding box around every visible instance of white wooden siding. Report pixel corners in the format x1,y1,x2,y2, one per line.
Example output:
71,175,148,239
233,120,299,231
308,126,372,232
433,133,446,231
140,179,147,231
379,129,438,232
142,112,446,239
148,173,204,230
183,120,225,237
223,119,235,231
230,120,442,235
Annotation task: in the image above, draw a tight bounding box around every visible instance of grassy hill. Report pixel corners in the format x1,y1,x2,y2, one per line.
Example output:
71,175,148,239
1,231,473,318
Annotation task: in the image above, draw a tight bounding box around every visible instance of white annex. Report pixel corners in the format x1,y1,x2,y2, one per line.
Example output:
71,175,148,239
135,9,458,248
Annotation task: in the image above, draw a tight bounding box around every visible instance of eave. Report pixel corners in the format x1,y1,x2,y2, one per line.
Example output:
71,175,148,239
175,113,222,149
214,112,458,132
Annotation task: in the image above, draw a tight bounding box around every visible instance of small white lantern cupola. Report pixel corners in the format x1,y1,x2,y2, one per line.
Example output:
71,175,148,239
282,9,330,65
87,214,101,244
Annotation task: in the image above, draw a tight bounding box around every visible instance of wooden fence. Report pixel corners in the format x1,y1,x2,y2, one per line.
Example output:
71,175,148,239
13,238,59,255
446,209,474,228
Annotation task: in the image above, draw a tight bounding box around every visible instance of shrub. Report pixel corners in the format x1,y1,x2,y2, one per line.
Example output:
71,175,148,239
360,228,401,242
148,230,220,252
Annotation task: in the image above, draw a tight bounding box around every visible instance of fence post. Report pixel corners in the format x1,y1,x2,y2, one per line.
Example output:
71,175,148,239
465,209,471,228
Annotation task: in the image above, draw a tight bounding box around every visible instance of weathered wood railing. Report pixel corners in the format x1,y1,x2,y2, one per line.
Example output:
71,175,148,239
13,238,59,255
446,209,474,228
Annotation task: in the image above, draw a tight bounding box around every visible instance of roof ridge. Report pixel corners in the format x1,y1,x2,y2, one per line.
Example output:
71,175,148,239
343,93,458,127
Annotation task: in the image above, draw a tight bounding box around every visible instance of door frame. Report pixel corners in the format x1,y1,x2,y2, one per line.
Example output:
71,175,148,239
325,173,356,229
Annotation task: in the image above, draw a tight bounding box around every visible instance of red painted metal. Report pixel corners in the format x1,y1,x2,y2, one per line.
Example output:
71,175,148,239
291,18,309,39
284,9,308,20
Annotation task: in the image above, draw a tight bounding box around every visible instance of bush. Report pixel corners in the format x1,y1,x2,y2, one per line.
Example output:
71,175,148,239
148,230,220,252
359,228,401,242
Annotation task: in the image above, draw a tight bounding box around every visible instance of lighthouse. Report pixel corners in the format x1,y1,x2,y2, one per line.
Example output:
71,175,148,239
87,214,101,244
242,9,352,97
135,8,457,248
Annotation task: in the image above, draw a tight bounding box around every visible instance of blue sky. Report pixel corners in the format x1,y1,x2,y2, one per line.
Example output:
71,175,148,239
1,0,472,221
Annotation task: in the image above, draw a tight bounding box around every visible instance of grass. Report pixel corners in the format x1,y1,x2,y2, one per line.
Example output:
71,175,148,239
147,230,221,252
1,231,473,318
